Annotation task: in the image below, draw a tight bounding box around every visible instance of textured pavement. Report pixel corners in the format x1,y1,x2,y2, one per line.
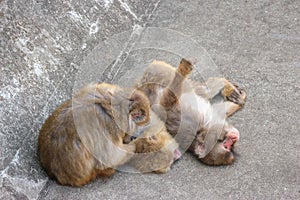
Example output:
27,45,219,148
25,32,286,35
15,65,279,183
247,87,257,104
1,0,299,199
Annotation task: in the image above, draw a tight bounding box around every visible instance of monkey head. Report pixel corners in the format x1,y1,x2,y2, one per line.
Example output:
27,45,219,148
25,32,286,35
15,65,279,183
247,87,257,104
128,90,150,126
110,88,150,133
190,124,239,166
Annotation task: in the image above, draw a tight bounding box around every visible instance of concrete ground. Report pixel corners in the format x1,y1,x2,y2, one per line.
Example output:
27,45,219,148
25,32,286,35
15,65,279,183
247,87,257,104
1,0,299,199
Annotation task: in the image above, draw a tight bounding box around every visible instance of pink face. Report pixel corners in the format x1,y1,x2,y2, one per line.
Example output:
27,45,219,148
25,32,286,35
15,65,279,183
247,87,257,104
196,125,240,166
222,126,239,151
128,90,150,125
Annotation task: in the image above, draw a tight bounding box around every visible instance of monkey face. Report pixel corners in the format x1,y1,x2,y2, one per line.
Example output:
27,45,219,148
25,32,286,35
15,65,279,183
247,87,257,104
111,88,150,132
191,124,239,166
202,125,239,165
128,90,150,126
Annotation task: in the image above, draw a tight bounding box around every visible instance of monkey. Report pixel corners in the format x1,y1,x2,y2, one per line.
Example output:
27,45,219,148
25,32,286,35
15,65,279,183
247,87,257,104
135,58,246,166
121,60,196,173
186,78,246,165
38,82,180,186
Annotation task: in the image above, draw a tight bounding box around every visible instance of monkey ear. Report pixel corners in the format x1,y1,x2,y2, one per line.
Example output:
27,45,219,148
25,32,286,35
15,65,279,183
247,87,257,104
195,126,221,158
194,142,204,155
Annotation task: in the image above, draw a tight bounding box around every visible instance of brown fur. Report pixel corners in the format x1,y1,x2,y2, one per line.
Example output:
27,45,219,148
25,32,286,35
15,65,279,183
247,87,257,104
189,125,239,165
127,110,180,173
38,83,178,186
136,59,246,166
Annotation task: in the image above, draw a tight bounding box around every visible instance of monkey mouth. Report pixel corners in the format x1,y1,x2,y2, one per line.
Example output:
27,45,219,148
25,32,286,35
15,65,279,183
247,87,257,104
222,141,233,152
130,109,147,124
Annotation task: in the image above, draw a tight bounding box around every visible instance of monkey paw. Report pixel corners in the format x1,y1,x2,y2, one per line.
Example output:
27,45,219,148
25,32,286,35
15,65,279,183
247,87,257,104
222,81,246,106
177,58,195,76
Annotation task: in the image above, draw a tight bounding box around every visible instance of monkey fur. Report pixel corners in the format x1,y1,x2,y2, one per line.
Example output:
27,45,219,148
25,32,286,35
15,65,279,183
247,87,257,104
136,59,246,166
126,110,181,173
38,83,179,186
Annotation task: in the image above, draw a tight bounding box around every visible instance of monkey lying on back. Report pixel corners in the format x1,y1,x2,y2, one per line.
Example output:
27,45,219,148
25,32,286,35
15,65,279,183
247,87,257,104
136,59,246,165
125,59,194,172
38,82,180,186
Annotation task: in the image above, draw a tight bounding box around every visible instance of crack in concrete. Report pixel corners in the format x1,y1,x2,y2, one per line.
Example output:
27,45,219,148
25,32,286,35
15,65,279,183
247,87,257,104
1,0,162,198
101,24,144,83
101,0,161,83
117,0,139,21
0,70,72,200
34,1,162,199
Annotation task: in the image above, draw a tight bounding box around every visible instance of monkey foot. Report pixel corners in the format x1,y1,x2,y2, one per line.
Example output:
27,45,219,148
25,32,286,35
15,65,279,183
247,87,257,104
223,81,246,107
177,58,195,77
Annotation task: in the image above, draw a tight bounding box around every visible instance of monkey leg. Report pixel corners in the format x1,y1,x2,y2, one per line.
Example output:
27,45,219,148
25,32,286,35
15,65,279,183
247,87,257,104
160,58,194,110
213,101,245,119
226,82,246,116
198,78,246,107
224,101,243,117
212,83,246,118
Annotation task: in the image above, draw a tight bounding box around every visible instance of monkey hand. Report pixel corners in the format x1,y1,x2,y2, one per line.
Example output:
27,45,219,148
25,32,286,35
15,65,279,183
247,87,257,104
177,58,195,76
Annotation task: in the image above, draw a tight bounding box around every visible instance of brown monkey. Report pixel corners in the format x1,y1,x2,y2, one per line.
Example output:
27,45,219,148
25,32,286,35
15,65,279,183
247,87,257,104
38,83,180,186
136,59,246,165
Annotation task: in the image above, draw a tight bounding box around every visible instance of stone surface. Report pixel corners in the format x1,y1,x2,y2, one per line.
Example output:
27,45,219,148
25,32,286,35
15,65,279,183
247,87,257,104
1,0,299,199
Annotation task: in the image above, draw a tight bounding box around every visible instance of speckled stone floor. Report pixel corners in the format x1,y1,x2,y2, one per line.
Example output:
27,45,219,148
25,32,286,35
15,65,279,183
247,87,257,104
1,0,299,199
